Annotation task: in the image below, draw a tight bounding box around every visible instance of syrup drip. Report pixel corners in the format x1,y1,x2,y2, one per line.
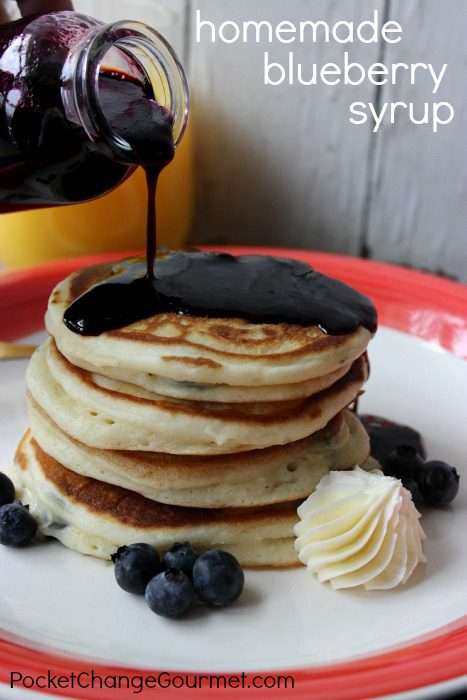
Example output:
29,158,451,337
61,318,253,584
145,168,158,279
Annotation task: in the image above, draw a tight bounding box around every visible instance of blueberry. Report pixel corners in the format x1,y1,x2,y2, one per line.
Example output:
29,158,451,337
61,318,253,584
145,569,195,618
360,414,426,465
163,541,199,578
0,473,15,506
111,543,161,594
383,446,427,508
418,461,460,506
384,445,425,479
400,475,424,510
192,549,244,607
0,503,37,546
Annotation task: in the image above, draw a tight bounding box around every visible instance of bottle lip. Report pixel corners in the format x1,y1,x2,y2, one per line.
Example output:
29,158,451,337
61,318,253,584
73,19,189,161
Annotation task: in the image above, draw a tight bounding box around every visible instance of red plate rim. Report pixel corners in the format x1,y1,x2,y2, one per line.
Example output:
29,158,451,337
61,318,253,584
0,246,466,699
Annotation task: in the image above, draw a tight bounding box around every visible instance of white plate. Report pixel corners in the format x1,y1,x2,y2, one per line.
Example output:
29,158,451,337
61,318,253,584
0,327,466,693
0,248,466,700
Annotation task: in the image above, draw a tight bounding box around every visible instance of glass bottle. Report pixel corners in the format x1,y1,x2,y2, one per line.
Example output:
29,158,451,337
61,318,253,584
0,11,189,212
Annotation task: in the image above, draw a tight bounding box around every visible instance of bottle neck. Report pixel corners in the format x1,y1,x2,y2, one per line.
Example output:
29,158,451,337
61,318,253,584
62,20,189,163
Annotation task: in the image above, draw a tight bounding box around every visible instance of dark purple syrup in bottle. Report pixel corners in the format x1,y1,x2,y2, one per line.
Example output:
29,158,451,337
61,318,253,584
0,11,175,287
0,15,174,212
0,17,119,210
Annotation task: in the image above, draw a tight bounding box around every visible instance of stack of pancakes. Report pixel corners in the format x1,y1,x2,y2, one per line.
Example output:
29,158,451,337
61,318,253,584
11,258,373,567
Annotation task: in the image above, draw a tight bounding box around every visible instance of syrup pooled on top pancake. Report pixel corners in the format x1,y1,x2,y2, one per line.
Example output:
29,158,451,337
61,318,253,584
46,251,376,389
62,251,377,335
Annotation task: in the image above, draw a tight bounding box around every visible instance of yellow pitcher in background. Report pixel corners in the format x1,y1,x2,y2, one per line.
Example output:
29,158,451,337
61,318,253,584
0,124,193,269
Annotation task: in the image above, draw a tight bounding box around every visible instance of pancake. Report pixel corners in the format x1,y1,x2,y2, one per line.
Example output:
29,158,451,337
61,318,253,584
88,359,354,403
46,258,374,388
10,432,300,567
28,400,369,507
27,339,368,454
